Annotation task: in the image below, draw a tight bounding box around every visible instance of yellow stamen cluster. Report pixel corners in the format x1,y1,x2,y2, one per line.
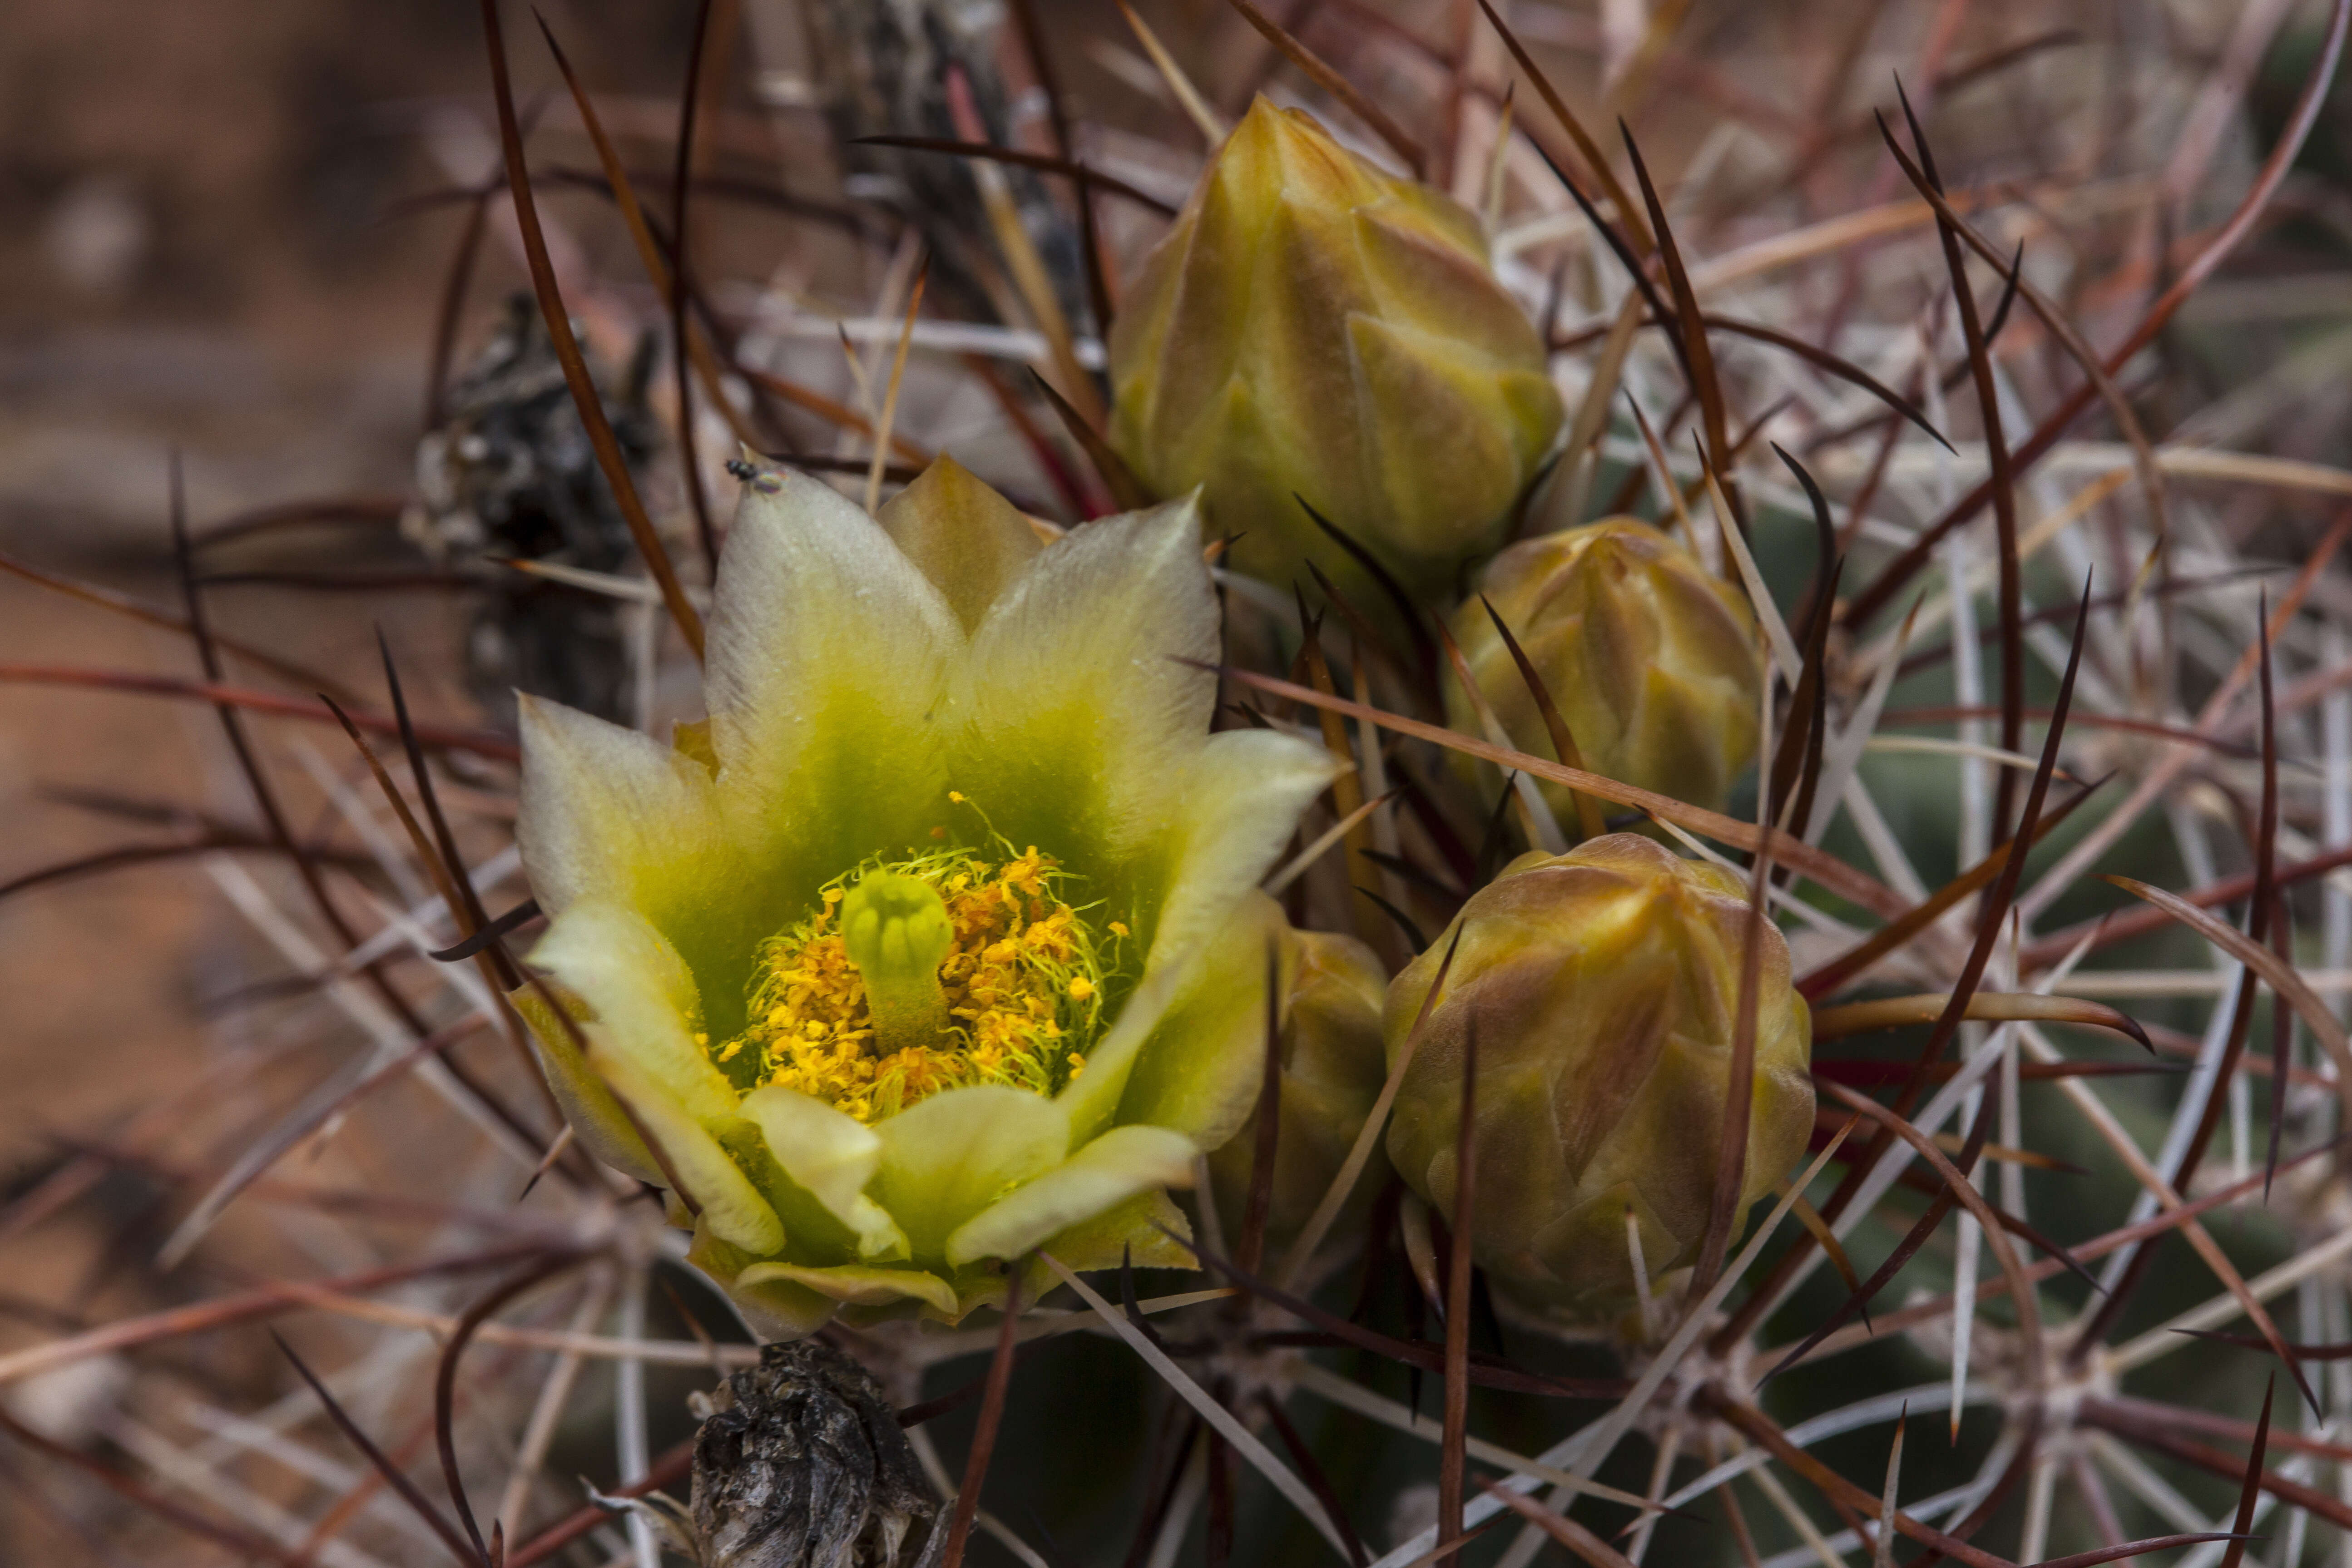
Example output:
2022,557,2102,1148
713,843,1125,1122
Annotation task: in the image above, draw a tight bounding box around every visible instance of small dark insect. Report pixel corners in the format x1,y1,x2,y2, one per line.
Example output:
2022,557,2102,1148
413,292,661,728
619,1340,943,1568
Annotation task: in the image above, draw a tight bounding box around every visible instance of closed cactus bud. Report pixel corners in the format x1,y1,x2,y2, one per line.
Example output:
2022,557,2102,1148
1451,519,1762,815
1109,97,1563,609
1206,922,1389,1250
1382,834,1812,1320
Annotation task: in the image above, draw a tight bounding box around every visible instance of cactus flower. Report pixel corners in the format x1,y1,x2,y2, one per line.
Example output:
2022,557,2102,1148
515,457,1337,1335
1452,518,1762,815
1204,917,1388,1249
1108,96,1563,611
1382,835,1812,1319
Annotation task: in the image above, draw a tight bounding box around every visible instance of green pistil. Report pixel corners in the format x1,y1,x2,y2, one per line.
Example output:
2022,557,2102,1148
838,872,955,1055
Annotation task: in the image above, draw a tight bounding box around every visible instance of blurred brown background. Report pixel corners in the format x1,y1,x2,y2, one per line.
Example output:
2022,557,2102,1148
0,3,719,1163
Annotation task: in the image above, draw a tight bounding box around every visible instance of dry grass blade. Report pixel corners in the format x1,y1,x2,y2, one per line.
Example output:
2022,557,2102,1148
380,635,505,976
1873,1410,1904,1568
0,548,365,706
1224,0,1426,178
1550,294,1644,528
430,899,542,962
1003,0,1112,338
1254,1393,1367,1567
1872,113,2165,571
1477,1480,1634,1566
854,137,1178,215
477,0,705,658
1884,89,2023,838
170,458,372,985
1437,1017,1477,1564
669,0,722,570
1703,315,1952,451
0,1403,309,1568
1703,1396,2006,1567
502,1441,696,1568
2218,1375,2275,1568
1295,592,1378,934
436,1255,581,1561
1476,596,1604,840
1806,781,2102,998
1297,498,1440,685
2032,1538,2251,1568
2265,892,2294,1197
1115,0,1227,142
1753,580,2090,1366
2101,878,2352,1113
425,182,497,431
1843,0,2352,627
867,257,929,514
0,833,379,906
0,1243,544,1390
738,367,933,463
1277,926,1464,1286
1030,369,1147,512
0,664,517,759
940,1267,1023,1568
276,1330,487,1567
1621,127,1736,534
1811,993,2148,1049
1880,575,2091,1122
1204,663,1905,917
1472,0,1649,251
1041,1255,1354,1560
2080,1405,2352,1529
1693,839,1771,1291
1237,939,1285,1277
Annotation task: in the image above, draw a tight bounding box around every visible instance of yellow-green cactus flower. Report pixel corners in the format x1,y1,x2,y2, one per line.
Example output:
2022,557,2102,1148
514,456,1339,1336
1108,96,1563,612
1204,917,1388,1249
1451,519,1762,816
1382,835,1811,1320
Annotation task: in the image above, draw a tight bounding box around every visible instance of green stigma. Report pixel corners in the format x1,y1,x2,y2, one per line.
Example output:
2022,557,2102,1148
838,872,955,1055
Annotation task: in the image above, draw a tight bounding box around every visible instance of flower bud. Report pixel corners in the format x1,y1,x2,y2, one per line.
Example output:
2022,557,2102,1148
1382,834,1812,1320
1206,922,1390,1251
1109,97,1562,610
1451,519,1762,815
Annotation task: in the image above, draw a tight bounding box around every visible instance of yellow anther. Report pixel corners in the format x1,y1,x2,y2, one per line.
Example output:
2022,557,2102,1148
710,842,1130,1122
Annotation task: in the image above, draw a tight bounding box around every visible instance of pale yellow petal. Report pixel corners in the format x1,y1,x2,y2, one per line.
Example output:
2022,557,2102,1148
510,983,666,1189
705,465,962,895
876,456,1043,631
734,1260,961,1316
516,697,746,973
870,1086,1070,1264
588,1044,782,1255
739,1085,909,1261
946,1125,1197,1266
1031,1188,1197,1276
1109,890,1287,1151
525,899,738,1126
1060,732,1337,1141
949,495,1218,885
693,1223,837,1340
